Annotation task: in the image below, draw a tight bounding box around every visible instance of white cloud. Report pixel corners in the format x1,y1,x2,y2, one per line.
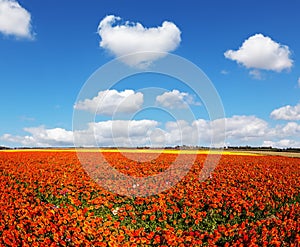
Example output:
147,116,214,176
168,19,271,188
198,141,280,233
156,90,200,109
0,0,34,39
1,126,73,147
224,33,293,72
80,120,200,147
221,70,229,75
298,77,300,87
91,120,158,147
97,15,181,68
74,89,143,116
148,128,166,145
72,120,161,147
193,115,269,146
164,120,199,146
219,116,300,147
3,116,300,148
223,115,269,140
249,69,263,80
262,139,300,148
1,120,198,148
279,122,300,136
270,103,300,121
258,121,300,148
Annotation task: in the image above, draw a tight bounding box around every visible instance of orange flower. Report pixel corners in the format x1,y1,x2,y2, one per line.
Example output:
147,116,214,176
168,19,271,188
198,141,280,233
150,215,156,221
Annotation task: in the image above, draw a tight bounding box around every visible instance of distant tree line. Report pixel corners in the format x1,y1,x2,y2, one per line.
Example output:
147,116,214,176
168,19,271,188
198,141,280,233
0,146,11,150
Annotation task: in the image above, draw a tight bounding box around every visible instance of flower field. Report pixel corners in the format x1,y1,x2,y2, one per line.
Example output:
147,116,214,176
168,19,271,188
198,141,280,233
0,150,299,246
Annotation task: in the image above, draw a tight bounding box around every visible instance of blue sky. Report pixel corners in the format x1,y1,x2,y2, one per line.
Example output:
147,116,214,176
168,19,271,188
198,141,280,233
1,0,300,148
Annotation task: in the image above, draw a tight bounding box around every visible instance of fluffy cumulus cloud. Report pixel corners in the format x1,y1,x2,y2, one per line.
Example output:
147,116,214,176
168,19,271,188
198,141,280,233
223,115,269,140
156,90,200,109
0,0,34,39
97,15,181,68
74,120,200,147
262,139,300,149
3,116,300,148
74,120,159,147
224,34,293,72
193,115,269,146
74,89,143,116
1,126,73,147
278,122,300,136
164,120,200,146
270,103,300,121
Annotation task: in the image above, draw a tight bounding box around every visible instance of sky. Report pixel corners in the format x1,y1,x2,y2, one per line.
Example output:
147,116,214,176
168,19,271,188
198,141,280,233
1,0,300,148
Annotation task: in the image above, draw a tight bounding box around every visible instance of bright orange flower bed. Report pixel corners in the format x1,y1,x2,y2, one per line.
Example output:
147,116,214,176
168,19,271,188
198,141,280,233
0,150,299,246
